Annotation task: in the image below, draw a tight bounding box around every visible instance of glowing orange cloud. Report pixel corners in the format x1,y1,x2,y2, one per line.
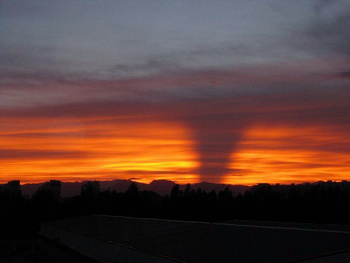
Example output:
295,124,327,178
2,59,350,185
0,115,199,184
223,125,350,185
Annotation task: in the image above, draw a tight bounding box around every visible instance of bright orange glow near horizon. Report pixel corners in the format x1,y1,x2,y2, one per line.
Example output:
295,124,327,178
2,114,350,186
223,125,350,185
0,115,200,185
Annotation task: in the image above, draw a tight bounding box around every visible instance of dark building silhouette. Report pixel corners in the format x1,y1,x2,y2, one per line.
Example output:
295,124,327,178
40,180,61,200
0,180,21,195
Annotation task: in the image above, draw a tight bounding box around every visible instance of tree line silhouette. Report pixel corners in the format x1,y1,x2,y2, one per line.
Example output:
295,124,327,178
2,179,350,239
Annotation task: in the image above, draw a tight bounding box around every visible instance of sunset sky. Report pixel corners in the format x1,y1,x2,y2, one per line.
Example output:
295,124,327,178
1,0,350,185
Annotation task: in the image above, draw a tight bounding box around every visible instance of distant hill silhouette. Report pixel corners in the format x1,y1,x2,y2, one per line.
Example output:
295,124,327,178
19,179,250,197
147,180,176,195
188,182,249,195
21,182,44,197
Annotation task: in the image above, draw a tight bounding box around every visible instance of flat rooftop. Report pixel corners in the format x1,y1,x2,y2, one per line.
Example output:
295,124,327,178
41,215,350,263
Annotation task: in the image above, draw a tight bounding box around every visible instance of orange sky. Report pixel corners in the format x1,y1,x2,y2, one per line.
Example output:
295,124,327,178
226,125,350,185
0,115,198,184
1,65,350,186
2,110,350,185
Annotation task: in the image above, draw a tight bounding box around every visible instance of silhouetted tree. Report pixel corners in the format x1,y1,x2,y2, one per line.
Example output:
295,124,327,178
81,181,100,199
126,182,139,197
170,184,181,200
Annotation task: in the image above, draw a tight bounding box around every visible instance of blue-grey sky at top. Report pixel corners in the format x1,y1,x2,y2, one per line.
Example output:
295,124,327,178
1,0,350,108
1,0,349,81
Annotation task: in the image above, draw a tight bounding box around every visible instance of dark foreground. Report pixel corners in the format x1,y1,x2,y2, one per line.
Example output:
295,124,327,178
39,215,350,263
3,180,350,262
